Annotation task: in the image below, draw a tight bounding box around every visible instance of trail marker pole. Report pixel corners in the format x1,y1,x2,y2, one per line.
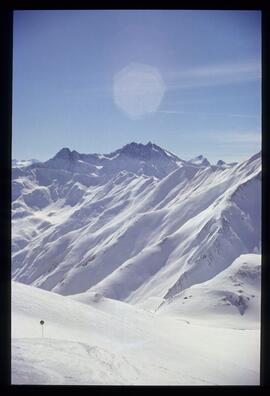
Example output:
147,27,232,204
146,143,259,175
40,320,45,338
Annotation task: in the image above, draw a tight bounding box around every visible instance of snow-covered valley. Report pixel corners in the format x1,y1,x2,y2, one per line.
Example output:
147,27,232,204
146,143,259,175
11,142,261,385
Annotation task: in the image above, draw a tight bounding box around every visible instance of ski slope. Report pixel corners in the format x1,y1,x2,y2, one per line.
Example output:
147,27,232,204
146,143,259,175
12,281,260,385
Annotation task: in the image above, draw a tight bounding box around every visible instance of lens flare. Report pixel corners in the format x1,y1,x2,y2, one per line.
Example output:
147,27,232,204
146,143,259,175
113,63,165,119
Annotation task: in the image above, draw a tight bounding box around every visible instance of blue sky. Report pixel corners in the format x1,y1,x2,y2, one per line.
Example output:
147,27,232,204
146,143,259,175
13,10,261,163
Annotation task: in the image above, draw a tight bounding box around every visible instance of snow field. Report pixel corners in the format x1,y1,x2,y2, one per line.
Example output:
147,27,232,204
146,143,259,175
12,281,260,385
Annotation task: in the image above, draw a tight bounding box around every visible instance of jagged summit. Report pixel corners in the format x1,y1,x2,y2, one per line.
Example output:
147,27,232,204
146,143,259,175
216,159,238,168
188,155,211,167
115,141,180,161
217,160,225,166
53,147,79,160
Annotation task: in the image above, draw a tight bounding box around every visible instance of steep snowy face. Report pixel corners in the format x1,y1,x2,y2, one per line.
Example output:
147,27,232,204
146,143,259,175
12,144,261,307
157,254,261,328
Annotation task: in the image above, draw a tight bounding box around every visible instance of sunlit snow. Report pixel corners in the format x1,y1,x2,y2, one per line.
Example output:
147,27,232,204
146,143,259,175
12,279,260,385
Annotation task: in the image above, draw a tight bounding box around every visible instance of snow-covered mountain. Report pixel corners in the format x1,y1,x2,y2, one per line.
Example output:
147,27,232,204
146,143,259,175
188,154,211,167
12,143,261,312
157,254,261,328
35,141,184,180
216,159,238,169
11,141,261,385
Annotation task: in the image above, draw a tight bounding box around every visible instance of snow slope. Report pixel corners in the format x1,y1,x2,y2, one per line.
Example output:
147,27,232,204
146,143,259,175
156,254,261,329
12,144,261,307
12,281,260,385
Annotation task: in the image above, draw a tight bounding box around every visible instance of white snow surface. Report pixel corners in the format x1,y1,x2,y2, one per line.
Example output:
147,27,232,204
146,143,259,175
12,280,260,385
157,254,261,328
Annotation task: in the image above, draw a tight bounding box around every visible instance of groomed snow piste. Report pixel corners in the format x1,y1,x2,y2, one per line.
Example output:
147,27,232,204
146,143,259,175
12,270,260,385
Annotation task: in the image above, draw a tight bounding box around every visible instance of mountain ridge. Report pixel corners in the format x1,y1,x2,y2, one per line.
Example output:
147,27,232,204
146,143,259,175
28,142,184,180
12,142,261,312
13,142,240,174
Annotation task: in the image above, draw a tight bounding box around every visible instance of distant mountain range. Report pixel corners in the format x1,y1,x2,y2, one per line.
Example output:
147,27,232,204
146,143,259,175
12,158,40,168
12,142,236,171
